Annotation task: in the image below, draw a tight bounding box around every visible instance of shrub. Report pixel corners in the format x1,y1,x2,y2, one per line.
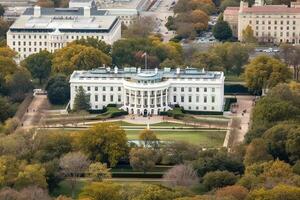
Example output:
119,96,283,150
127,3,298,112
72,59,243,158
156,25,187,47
202,170,238,191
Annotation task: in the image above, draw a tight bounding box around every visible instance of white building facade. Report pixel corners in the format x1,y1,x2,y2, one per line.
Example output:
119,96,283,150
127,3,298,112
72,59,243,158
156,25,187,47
7,6,121,59
70,67,225,115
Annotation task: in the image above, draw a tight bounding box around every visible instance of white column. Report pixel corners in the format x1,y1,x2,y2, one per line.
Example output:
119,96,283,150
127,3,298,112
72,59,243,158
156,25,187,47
154,90,157,108
141,91,144,110
160,90,163,108
134,90,137,109
123,88,126,108
165,89,168,108
148,90,150,111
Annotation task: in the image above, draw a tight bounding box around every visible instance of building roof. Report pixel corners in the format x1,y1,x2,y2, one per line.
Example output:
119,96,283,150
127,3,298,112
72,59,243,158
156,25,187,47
70,67,224,82
241,5,300,14
224,7,239,15
23,7,107,16
9,7,119,33
70,0,93,2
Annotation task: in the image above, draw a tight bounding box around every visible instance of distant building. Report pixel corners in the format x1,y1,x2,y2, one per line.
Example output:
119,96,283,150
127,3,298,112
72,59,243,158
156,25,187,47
224,0,300,44
3,7,28,22
7,6,121,59
0,0,36,7
69,67,225,115
69,0,96,8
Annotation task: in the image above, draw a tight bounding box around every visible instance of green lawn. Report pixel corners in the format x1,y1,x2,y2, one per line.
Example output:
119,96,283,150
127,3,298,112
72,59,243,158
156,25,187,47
126,130,226,147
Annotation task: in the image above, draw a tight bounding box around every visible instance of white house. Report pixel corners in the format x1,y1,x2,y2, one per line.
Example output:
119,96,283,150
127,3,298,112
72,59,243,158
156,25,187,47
69,67,225,115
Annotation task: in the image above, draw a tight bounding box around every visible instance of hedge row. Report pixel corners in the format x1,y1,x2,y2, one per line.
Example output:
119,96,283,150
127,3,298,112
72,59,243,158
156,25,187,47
224,97,237,112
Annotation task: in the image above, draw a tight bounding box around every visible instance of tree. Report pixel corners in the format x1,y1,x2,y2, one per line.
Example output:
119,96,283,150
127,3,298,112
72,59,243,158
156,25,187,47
192,149,244,177
79,123,128,167
0,4,4,16
215,185,248,200
52,44,111,75
138,129,160,148
73,86,90,111
46,75,70,105
0,96,15,123
0,19,10,39
123,16,156,38
244,139,273,166
72,37,111,55
190,52,222,71
79,182,122,200
22,50,52,84
161,141,200,165
37,0,55,7
213,20,232,41
0,156,22,188
279,44,300,80
244,55,291,93
202,170,237,191
129,148,157,173
15,164,48,190
7,68,33,102
163,164,199,188
242,25,257,43
88,162,111,181
18,186,52,200
247,184,300,200
286,127,300,163
220,0,240,11
0,54,17,83
59,151,90,198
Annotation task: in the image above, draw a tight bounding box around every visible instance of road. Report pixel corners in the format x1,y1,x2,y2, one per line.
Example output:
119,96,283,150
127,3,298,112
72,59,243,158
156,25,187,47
21,95,49,129
141,0,175,41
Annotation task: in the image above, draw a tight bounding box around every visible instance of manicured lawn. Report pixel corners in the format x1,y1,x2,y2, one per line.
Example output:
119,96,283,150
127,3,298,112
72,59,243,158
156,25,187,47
126,130,226,147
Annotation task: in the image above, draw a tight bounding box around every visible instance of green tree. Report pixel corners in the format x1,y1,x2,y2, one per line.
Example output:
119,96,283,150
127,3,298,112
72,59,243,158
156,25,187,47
286,127,300,163
202,170,238,191
190,52,222,71
123,16,156,38
245,55,291,93
7,68,33,102
129,148,157,174
0,4,4,16
279,44,300,81
213,20,232,41
46,75,70,105
15,164,47,189
0,19,10,39
88,162,111,181
72,37,111,55
0,156,21,188
79,123,128,167
244,139,273,166
22,50,52,84
79,182,121,200
138,129,160,148
73,86,90,112
215,185,248,200
242,25,257,43
0,96,15,123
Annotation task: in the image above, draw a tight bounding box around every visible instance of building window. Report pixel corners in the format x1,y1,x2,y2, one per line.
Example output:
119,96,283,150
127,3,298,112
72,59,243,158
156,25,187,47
103,95,106,101
196,106,199,110
110,95,113,102
87,86,90,91
95,95,98,102
212,96,215,103
188,87,192,92
181,87,184,92
118,87,121,91
204,87,207,92
173,96,177,102
212,88,215,92
189,96,192,103
204,106,207,110
110,87,113,91
204,96,207,103
196,87,199,92
212,106,215,110
103,87,106,91
181,96,184,103
95,87,98,91
173,87,177,92
196,96,199,102
118,95,121,102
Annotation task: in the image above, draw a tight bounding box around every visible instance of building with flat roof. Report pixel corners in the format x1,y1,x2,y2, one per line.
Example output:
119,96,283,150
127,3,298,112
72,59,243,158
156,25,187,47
69,0,96,8
7,6,121,59
0,0,36,7
224,0,300,44
69,67,225,115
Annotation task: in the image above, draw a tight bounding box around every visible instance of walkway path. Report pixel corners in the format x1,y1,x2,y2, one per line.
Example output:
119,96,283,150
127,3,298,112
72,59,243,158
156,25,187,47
20,94,49,129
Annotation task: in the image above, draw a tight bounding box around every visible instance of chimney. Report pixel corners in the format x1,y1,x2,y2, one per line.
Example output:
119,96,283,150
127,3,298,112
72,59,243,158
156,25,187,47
114,66,118,74
176,67,180,74
34,6,41,18
84,7,91,17
155,68,158,74
137,67,141,73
